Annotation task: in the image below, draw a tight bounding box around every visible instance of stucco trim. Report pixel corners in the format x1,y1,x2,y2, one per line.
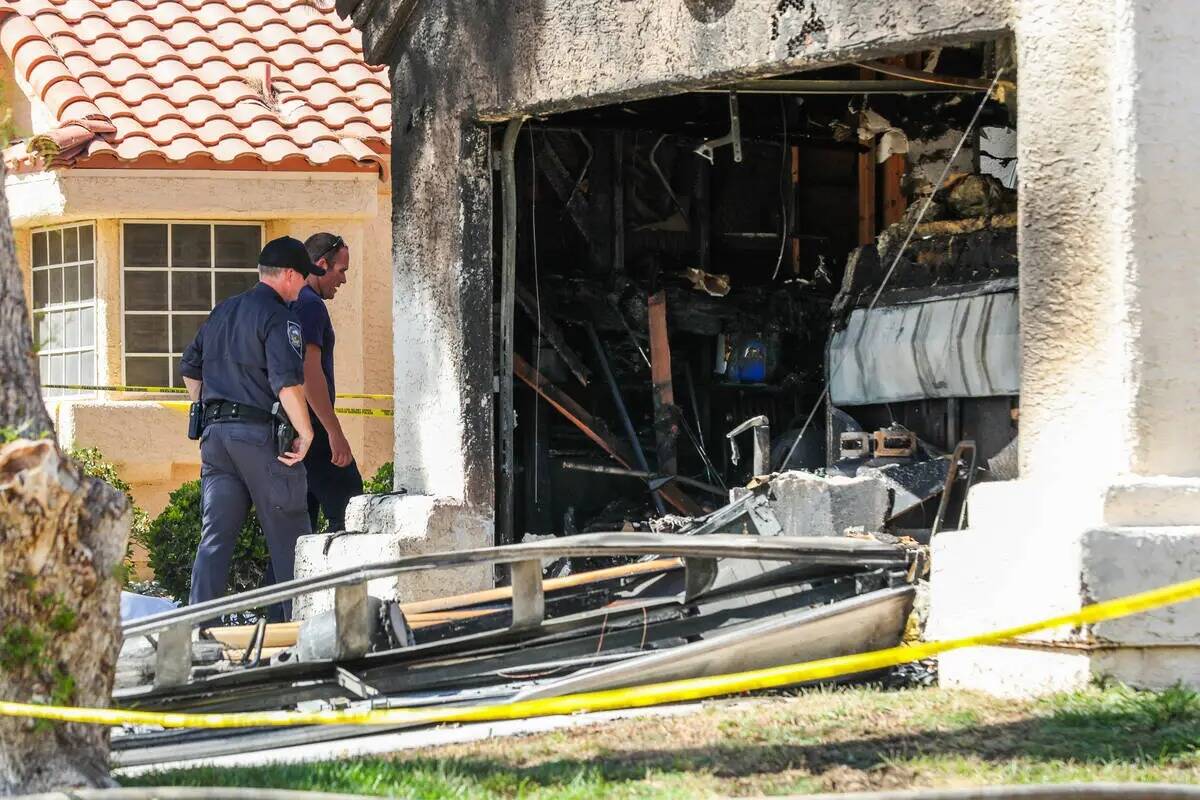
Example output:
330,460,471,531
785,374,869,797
5,169,381,228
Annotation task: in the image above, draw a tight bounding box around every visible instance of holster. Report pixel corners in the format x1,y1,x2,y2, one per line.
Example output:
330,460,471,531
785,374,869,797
187,401,205,440
270,401,297,457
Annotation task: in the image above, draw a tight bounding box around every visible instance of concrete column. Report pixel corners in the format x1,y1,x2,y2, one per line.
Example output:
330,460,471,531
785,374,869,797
931,0,1200,695
293,51,495,612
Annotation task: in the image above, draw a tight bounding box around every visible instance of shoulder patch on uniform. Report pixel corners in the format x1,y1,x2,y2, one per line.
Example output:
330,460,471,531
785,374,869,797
287,320,303,357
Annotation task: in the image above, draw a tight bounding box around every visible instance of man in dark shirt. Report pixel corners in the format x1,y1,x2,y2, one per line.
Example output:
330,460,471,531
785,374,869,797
180,236,320,617
293,232,364,533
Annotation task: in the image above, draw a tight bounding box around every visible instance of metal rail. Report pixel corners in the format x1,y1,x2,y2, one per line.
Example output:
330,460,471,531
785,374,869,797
124,532,907,637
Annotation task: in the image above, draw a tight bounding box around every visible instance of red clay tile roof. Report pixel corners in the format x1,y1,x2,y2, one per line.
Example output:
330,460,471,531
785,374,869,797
0,0,390,174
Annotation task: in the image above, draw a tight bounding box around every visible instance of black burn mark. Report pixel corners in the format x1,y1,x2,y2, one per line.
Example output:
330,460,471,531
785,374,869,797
684,0,736,23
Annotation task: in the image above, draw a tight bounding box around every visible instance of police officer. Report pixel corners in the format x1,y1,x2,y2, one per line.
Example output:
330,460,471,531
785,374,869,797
294,232,363,533
180,236,324,619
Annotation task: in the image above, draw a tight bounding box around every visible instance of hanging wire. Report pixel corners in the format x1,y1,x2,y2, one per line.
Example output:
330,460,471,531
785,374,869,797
779,69,1007,470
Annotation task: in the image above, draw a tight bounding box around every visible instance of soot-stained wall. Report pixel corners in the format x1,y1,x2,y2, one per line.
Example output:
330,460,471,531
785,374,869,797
378,0,1012,514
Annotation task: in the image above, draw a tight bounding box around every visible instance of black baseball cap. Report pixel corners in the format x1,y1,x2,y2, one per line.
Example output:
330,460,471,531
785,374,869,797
258,236,326,277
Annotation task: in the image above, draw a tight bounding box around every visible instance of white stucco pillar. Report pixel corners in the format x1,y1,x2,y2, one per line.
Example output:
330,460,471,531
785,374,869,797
294,82,496,612
931,0,1200,694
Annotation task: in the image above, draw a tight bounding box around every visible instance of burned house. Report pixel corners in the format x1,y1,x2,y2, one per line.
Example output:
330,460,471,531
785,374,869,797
299,1,1200,697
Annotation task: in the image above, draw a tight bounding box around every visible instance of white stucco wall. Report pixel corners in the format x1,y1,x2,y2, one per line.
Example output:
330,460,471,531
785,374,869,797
933,0,1200,695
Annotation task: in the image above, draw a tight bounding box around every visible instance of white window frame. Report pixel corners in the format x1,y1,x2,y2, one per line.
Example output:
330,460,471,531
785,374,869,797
120,220,264,390
32,221,97,400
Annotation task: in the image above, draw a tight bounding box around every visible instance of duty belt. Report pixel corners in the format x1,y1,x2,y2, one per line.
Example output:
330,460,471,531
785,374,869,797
203,401,273,425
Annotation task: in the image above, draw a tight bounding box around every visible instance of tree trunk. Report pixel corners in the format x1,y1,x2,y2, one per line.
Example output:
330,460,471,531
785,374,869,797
0,157,130,793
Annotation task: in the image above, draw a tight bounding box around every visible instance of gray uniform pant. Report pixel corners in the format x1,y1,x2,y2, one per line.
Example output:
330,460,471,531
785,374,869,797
190,421,311,619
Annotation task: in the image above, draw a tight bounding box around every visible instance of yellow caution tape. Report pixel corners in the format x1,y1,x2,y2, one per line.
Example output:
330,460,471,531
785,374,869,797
156,401,393,418
43,383,187,394
3,573,1200,730
41,384,394,401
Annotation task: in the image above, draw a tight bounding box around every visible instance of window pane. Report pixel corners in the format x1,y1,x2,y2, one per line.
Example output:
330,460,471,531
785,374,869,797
171,224,211,268
47,229,62,265
63,227,79,263
46,311,64,350
34,312,47,351
39,354,49,383
49,353,64,385
124,223,167,267
125,315,168,353
215,271,258,301
32,271,47,309
80,306,95,348
64,352,80,388
33,231,47,267
79,225,94,261
214,225,261,268
48,266,63,305
80,263,95,300
81,352,95,386
124,271,168,311
126,356,169,388
171,271,211,311
64,264,79,303
171,314,206,354
64,309,79,349
171,356,182,388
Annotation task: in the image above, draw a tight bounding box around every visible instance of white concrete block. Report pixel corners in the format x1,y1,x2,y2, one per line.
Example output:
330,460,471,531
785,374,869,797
1082,526,1200,644
933,481,1200,694
293,493,493,619
1092,647,1200,690
939,646,1093,698
1103,478,1200,526
764,471,889,537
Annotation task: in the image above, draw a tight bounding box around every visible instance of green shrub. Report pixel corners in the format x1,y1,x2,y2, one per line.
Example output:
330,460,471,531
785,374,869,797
144,480,269,604
363,461,394,494
69,446,149,583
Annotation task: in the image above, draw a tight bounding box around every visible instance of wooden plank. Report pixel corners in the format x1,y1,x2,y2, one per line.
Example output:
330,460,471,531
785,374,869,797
515,284,591,386
207,559,686,652
881,152,907,227
647,290,679,476
403,558,683,614
514,351,624,458
514,352,702,515
536,133,593,246
856,138,876,244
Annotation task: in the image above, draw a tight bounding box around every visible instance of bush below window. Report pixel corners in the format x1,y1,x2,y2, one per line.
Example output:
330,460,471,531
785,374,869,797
143,480,269,605
69,446,149,584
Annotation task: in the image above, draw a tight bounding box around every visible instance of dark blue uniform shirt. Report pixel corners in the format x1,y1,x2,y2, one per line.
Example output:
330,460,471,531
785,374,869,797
180,282,305,411
292,284,335,403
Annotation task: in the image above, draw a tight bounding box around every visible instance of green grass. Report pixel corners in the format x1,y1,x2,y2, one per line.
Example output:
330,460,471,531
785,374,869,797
122,683,1200,797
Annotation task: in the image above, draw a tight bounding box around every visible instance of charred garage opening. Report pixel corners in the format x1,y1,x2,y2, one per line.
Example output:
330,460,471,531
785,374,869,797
492,45,1018,548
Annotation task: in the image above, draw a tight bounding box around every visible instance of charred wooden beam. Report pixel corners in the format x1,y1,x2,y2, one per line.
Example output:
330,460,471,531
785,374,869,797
586,323,666,514
513,353,702,516
515,284,591,386
647,290,679,476
881,153,906,227
536,133,593,248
